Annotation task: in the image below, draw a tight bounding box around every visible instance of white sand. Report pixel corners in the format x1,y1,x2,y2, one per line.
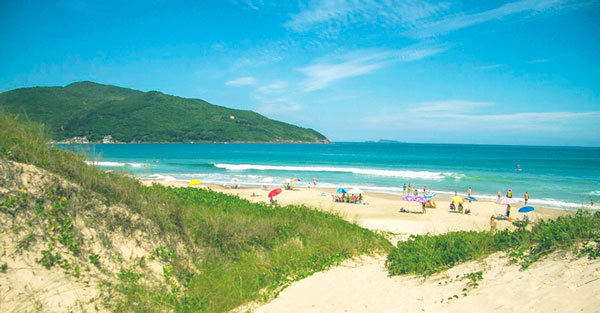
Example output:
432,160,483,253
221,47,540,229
145,181,598,313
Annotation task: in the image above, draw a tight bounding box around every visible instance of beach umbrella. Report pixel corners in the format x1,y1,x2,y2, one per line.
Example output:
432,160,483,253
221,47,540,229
349,187,363,194
230,178,239,183
268,188,282,198
188,179,202,186
518,206,535,213
497,197,519,205
337,188,348,194
415,196,427,203
290,177,301,183
452,196,464,204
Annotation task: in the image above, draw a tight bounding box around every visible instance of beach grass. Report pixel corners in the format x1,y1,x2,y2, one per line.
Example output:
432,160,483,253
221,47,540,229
386,210,600,276
0,112,391,312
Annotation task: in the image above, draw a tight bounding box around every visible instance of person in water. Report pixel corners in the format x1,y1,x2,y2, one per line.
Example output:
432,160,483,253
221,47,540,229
403,183,407,195
507,189,513,198
524,192,529,205
313,176,317,187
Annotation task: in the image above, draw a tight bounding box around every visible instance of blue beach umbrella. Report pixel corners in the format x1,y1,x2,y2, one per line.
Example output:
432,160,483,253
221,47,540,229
518,206,535,213
337,188,348,194
425,193,436,199
465,196,477,201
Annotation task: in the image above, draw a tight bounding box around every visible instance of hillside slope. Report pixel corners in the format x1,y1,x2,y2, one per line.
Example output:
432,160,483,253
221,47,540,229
0,81,329,143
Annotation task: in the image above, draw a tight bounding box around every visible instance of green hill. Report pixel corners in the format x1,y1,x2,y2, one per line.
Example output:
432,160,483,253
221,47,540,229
0,81,329,143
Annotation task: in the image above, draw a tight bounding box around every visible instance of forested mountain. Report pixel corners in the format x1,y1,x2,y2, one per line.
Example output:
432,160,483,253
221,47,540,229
0,81,329,143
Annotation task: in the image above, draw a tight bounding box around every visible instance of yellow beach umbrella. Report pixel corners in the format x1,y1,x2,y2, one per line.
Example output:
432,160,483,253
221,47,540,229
188,179,202,186
451,196,464,203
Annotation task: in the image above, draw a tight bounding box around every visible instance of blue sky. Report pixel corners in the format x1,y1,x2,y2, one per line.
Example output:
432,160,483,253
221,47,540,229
1,0,599,145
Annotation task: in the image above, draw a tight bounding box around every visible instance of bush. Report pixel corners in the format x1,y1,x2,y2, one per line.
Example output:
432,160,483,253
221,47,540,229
386,210,600,276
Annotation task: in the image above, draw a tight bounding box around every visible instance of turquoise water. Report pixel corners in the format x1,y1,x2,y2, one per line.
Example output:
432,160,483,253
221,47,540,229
58,143,600,211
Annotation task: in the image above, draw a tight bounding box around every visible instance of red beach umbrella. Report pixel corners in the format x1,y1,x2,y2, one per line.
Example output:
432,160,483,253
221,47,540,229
268,188,282,198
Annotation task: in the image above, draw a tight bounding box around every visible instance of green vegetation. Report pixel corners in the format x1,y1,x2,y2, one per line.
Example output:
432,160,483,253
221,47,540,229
0,113,387,312
0,81,329,143
386,210,600,276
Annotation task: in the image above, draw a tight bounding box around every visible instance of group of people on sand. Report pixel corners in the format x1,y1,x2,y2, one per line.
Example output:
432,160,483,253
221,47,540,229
402,183,429,196
497,189,530,204
449,201,471,214
333,192,363,204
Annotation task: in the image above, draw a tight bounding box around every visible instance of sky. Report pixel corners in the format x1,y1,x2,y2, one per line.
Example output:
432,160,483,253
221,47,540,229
1,0,599,146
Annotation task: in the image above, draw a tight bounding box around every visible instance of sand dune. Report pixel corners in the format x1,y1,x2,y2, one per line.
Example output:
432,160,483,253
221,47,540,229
145,181,597,313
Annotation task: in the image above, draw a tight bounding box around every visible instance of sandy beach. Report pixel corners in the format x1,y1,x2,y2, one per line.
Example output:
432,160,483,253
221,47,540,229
144,181,569,243
139,180,600,313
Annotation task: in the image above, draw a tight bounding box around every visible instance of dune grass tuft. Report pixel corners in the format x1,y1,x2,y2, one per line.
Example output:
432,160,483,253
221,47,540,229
386,210,600,276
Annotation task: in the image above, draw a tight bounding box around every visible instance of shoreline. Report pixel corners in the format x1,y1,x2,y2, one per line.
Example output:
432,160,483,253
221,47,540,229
140,178,594,213
142,180,571,238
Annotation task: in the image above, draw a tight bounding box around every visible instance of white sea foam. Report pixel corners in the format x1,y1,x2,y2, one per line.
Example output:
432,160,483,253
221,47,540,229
213,163,453,180
147,174,177,181
85,161,144,167
586,191,600,196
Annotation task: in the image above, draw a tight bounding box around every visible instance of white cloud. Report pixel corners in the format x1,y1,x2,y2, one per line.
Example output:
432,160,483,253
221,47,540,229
299,45,446,91
225,76,257,87
365,100,600,133
283,0,579,38
256,80,287,94
404,0,568,38
299,54,385,91
409,100,492,113
527,59,548,64
284,0,450,33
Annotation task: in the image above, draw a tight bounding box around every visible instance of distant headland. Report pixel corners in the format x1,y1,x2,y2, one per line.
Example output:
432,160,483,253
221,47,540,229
0,81,330,144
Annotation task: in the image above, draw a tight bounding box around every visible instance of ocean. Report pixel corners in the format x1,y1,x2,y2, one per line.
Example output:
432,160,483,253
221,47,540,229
58,142,600,211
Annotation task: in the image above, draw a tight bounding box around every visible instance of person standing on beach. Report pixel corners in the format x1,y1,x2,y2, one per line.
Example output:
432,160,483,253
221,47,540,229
422,201,426,214
497,191,502,200
506,204,511,217
407,183,411,195
313,176,317,187
423,186,427,193
468,187,472,197
403,183,407,195
490,215,497,231
507,189,513,198
524,192,529,205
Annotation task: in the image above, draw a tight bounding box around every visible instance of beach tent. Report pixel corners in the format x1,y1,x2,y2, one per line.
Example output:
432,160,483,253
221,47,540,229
518,206,535,213
188,179,201,186
337,188,348,194
349,187,363,194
